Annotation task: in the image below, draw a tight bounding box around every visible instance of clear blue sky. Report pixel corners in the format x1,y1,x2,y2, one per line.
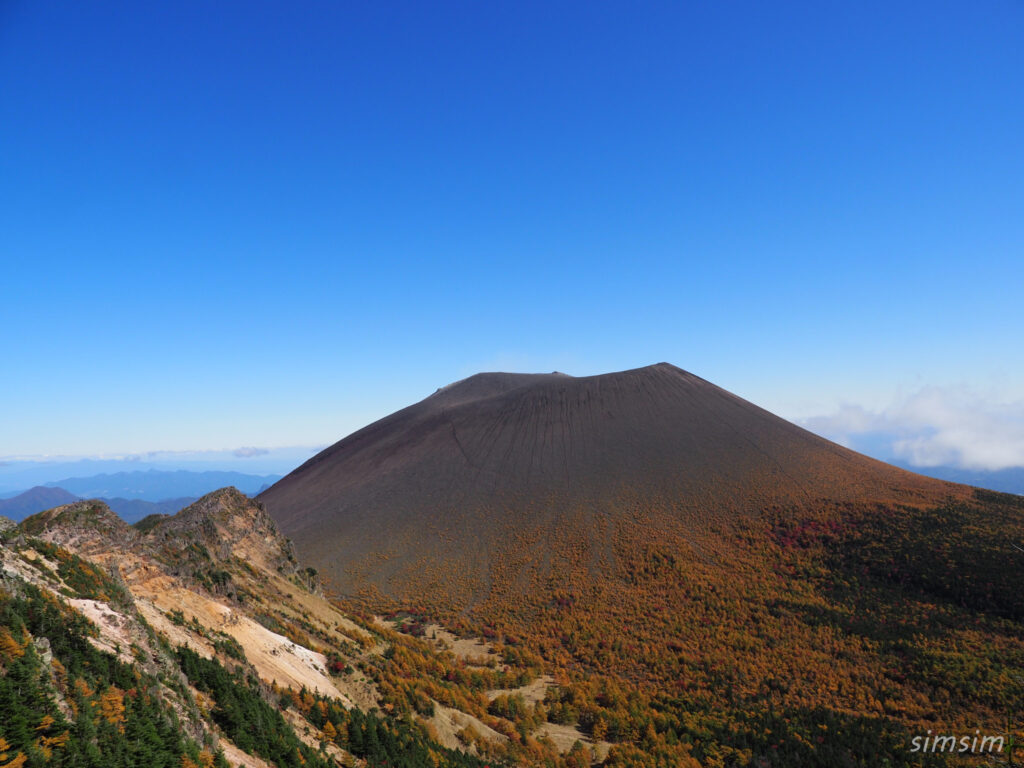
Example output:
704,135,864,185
2,1,1022,461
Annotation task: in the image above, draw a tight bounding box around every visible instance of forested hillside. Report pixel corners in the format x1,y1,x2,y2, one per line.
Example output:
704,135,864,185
351,489,1024,767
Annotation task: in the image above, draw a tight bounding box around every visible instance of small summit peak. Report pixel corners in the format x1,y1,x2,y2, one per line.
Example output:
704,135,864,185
17,499,135,553
172,486,255,522
430,370,576,407
145,486,278,546
199,485,251,507
644,361,684,373
623,362,701,381
143,486,293,573
19,499,128,536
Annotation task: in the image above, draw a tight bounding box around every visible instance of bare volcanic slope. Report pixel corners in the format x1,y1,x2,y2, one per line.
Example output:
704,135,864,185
260,363,958,609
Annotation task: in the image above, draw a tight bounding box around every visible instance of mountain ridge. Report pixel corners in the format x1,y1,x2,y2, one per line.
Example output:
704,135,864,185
2,488,563,766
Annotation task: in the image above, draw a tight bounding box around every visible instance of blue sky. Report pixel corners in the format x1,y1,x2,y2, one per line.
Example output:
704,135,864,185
2,1,1022,469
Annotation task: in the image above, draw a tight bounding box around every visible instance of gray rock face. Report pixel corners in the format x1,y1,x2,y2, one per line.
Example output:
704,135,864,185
33,636,53,665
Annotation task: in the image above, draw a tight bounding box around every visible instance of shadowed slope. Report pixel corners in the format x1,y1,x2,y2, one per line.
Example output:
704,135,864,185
260,364,958,609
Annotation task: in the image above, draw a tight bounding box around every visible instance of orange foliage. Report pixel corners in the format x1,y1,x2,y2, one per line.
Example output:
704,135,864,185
99,687,126,731
0,627,24,660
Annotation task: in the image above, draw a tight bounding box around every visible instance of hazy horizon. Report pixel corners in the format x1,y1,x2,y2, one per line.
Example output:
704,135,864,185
2,362,1023,477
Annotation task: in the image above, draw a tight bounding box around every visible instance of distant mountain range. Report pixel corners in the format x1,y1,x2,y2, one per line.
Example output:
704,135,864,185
100,496,199,521
43,469,281,500
0,485,197,523
0,486,80,519
894,462,1024,495
0,447,318,497
0,469,281,523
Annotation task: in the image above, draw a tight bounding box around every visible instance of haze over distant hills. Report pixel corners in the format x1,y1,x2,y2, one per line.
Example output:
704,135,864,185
892,462,1024,495
0,448,313,496
42,469,281,500
0,486,79,520
0,470,281,522
0,485,198,523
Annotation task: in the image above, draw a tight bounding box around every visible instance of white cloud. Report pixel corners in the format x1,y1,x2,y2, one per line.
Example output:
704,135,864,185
232,446,270,458
801,387,1024,471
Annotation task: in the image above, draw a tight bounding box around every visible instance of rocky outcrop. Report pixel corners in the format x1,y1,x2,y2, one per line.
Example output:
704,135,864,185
144,487,299,576
18,499,137,558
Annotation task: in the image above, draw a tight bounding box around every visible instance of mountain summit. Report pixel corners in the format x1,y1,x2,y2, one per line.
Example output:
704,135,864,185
259,363,954,608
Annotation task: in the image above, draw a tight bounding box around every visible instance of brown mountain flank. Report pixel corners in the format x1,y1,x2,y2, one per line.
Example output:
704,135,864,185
259,363,961,610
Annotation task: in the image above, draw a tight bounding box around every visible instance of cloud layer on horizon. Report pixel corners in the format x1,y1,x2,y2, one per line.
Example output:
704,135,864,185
232,447,271,458
0,446,323,464
801,387,1024,471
